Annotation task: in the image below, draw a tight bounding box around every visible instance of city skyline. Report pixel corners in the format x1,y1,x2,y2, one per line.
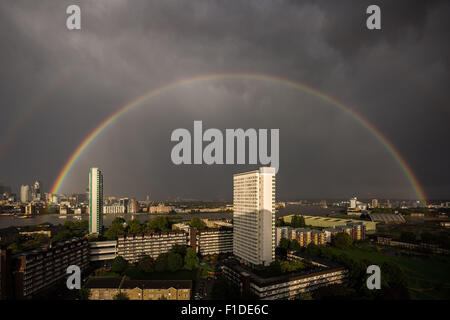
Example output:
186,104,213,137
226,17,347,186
1,0,449,201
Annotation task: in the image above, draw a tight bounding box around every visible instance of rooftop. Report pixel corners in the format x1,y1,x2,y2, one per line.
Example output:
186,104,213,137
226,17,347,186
85,276,192,290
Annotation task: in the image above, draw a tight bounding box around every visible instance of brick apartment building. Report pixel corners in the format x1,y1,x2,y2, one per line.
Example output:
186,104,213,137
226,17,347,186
85,276,191,300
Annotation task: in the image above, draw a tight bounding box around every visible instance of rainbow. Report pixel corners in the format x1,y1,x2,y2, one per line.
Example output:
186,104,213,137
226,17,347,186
49,73,427,205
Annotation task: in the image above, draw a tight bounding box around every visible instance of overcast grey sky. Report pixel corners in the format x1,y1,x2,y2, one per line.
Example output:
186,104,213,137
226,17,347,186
0,0,449,201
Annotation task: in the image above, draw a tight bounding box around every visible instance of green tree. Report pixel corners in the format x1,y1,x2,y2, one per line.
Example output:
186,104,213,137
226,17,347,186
111,256,129,274
267,260,281,276
279,238,290,250
113,292,129,300
105,218,126,240
291,215,306,228
137,255,155,273
112,217,126,226
171,244,187,258
332,232,352,249
64,220,76,229
400,231,416,243
167,252,183,272
78,288,90,300
288,239,301,251
94,267,109,277
189,217,206,230
127,219,143,234
184,248,199,271
305,242,320,256
146,216,170,232
52,229,73,242
381,261,408,288
155,253,169,272
298,292,313,300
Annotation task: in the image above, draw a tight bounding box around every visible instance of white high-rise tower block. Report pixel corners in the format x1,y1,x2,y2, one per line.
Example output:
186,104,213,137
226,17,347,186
233,167,276,267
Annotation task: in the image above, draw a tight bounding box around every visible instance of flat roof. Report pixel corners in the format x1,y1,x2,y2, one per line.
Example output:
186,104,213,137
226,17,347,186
85,277,192,290
121,279,192,290
85,277,123,289
223,256,346,288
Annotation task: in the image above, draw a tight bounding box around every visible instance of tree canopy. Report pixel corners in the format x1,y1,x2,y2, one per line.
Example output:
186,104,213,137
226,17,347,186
111,256,129,274
137,255,155,273
113,292,129,300
184,248,199,271
189,217,206,230
167,252,183,272
332,232,352,249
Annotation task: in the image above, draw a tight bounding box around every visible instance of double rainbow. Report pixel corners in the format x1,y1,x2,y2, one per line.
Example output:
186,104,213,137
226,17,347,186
49,73,427,205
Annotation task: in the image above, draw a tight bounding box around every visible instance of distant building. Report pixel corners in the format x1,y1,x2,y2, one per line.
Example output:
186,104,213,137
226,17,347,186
371,199,379,208
233,167,276,267
20,185,31,203
127,199,138,214
89,168,103,234
349,197,357,209
103,205,126,214
25,204,36,215
281,215,377,233
85,276,191,300
368,213,406,224
149,203,173,214
31,181,42,202
439,221,450,228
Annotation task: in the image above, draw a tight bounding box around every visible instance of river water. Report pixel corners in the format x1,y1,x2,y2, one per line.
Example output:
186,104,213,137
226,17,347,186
0,212,233,229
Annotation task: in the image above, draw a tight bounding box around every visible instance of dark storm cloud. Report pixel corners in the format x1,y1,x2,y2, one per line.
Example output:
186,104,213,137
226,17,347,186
0,0,448,200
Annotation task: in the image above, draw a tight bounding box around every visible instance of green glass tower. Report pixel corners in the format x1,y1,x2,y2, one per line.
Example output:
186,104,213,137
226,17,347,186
89,167,103,234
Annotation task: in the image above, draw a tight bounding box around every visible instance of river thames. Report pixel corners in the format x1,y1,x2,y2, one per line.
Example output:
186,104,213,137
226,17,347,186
0,212,233,229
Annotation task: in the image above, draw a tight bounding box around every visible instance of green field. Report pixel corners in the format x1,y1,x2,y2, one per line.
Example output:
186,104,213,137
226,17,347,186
328,244,450,299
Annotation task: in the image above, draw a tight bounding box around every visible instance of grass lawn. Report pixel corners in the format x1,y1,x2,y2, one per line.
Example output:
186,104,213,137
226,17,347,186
327,244,450,299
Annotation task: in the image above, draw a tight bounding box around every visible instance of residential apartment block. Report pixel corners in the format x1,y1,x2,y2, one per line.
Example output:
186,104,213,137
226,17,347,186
189,227,233,256
277,227,327,247
85,276,192,300
276,222,366,247
89,240,118,262
117,231,187,263
222,254,348,300
12,237,90,299
324,222,366,242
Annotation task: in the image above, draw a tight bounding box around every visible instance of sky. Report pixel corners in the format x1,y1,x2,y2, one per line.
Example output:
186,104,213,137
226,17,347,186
0,0,449,201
